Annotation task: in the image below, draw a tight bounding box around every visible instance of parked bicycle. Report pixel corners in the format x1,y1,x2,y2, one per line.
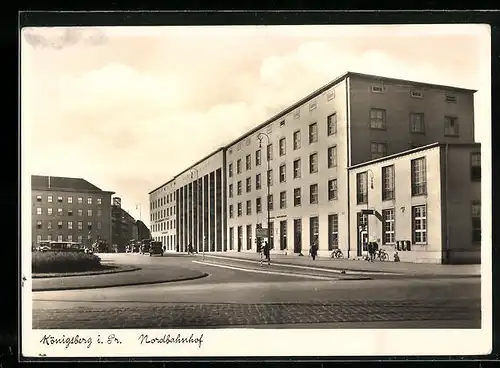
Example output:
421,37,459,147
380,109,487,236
330,248,344,259
377,248,389,262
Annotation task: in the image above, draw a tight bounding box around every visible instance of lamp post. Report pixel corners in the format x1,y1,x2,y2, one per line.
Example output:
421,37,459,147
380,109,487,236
190,168,199,257
257,132,271,263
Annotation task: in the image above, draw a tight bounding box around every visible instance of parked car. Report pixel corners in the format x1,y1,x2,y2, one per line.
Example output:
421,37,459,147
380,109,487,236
149,241,164,257
37,245,51,252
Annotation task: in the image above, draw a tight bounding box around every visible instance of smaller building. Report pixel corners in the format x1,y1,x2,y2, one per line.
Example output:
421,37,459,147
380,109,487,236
136,220,151,240
347,142,481,264
111,197,139,252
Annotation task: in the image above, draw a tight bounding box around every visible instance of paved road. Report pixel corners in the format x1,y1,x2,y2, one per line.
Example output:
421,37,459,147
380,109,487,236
32,254,481,329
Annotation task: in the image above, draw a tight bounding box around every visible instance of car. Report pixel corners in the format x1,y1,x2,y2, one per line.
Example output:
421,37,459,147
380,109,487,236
37,245,51,252
84,248,93,254
149,242,164,257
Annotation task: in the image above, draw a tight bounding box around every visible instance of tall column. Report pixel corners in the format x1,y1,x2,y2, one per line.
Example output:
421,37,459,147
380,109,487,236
183,184,188,252
213,169,217,251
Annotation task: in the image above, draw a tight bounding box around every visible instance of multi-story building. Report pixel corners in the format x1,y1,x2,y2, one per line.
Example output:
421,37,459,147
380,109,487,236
149,71,481,263
136,220,151,241
149,148,226,253
348,142,481,264
31,175,114,247
111,197,139,251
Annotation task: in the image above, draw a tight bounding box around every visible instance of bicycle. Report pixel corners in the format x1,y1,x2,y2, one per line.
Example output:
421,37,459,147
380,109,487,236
376,248,389,262
330,248,344,259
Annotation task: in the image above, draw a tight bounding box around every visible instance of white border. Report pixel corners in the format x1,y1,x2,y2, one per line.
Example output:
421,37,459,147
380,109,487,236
21,24,492,358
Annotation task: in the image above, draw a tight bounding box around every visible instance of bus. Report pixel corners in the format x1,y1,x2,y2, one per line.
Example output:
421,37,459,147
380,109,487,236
44,241,85,253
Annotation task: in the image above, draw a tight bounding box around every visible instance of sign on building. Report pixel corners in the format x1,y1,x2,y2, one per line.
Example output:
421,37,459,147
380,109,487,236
255,228,269,238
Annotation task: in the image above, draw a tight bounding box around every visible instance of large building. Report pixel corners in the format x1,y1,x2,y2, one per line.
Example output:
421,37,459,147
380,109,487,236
148,71,481,264
31,175,114,247
136,220,151,241
111,197,139,251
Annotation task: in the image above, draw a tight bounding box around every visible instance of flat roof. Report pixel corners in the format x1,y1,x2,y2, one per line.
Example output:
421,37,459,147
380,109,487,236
348,142,481,170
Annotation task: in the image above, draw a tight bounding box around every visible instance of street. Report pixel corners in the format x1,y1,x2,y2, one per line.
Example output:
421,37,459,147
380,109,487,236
31,254,481,329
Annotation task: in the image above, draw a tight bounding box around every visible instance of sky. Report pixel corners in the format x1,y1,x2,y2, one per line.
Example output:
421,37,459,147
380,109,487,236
21,25,490,227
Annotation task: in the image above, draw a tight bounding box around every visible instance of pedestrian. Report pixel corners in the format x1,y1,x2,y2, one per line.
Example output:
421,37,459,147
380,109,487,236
263,241,271,264
310,236,318,261
373,240,379,261
366,241,373,262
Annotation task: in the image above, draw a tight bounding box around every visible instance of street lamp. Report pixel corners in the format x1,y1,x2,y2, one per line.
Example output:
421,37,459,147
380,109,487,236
257,132,271,263
190,168,200,257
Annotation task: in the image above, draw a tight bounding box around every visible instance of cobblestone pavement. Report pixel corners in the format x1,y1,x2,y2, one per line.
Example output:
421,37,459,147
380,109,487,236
33,298,480,329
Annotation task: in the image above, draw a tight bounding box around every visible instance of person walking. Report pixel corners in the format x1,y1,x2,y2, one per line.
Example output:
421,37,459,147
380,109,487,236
263,240,271,265
310,236,318,261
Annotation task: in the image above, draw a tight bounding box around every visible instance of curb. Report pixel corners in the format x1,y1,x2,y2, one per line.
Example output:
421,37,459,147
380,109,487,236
32,272,209,292
32,265,141,279
201,255,481,278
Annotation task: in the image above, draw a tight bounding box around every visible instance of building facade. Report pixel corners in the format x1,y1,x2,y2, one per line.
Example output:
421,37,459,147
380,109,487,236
149,72,481,263
31,175,114,247
136,220,151,241
111,197,139,251
348,143,481,264
149,178,177,252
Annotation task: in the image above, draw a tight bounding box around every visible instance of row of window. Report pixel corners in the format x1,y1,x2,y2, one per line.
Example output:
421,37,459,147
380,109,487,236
151,192,175,210
35,234,94,243
356,153,481,204
152,234,177,249
371,86,458,103
229,179,338,218
152,220,176,233
35,195,102,205
150,206,176,222
228,115,337,178
35,207,103,217
370,109,460,136
35,220,103,230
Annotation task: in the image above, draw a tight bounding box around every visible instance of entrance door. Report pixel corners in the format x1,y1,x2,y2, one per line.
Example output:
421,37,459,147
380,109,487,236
237,226,242,252
356,213,369,257
293,219,302,254
279,220,287,250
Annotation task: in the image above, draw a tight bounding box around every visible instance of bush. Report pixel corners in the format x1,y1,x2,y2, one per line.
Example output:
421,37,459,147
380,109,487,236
32,251,103,274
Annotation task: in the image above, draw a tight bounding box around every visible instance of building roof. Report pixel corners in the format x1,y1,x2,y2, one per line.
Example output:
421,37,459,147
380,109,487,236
31,175,114,194
348,142,481,170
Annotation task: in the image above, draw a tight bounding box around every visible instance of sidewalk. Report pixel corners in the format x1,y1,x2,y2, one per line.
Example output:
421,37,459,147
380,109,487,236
200,252,481,277
32,265,208,292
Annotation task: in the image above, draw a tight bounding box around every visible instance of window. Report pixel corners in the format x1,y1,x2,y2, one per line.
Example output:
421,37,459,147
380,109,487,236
68,209,73,216
328,146,337,168
309,101,317,111
256,150,262,166
246,200,252,216
471,152,481,181
294,188,301,207
87,209,93,216
87,221,93,230
445,94,457,103
256,174,262,190
97,209,102,217
57,196,63,203
280,191,287,209
309,123,318,143
256,197,262,213
58,221,63,229
328,179,338,200
267,169,273,187
246,177,252,193
309,184,318,204
309,153,318,173
78,209,83,216
382,165,395,200
237,181,242,195
327,90,335,100
310,216,319,249
86,197,92,205
279,120,285,127
247,224,252,250
412,205,427,244
36,195,42,202
472,200,481,242
371,142,387,160
67,235,73,242
57,235,63,242
229,184,233,198
97,198,102,205
410,113,425,133
36,220,42,229
36,207,42,215
279,164,286,183
246,154,251,170
411,157,427,196
357,172,368,204
293,109,300,119
236,159,242,174
78,197,83,204
411,90,423,99
293,130,301,150
47,208,53,215
267,144,273,161
68,196,73,204
47,195,53,203
444,116,459,137
68,221,73,230
237,203,242,217
47,221,52,229
228,163,233,177
279,138,286,156
78,235,82,243
268,194,273,211
371,85,384,93
370,108,386,129
382,209,395,244
328,214,339,250
327,113,337,136
57,208,63,216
